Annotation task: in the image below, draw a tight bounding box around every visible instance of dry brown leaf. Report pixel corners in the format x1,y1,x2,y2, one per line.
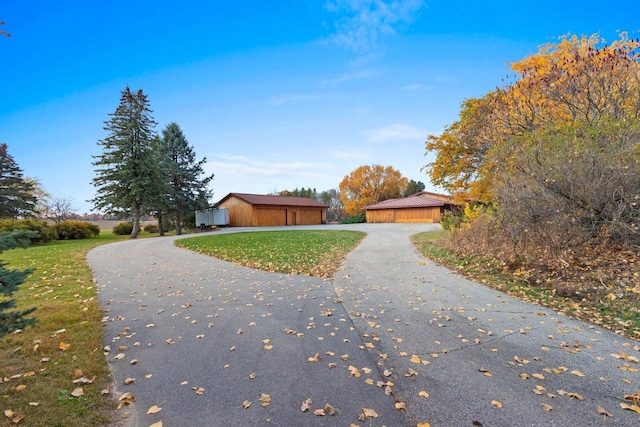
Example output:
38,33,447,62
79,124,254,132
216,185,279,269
596,405,612,417
570,370,585,377
363,408,378,418
149,422,163,427
249,373,257,379
419,390,429,398
620,403,640,414
324,403,335,415
124,378,135,385
308,353,321,362
348,366,361,378
532,373,545,380
146,405,162,415
491,400,503,408
14,385,26,392
11,414,25,424
242,400,251,409
71,387,84,397
300,398,312,412
410,354,421,364
4,410,14,418
567,392,584,401
541,403,553,412
417,423,431,427
59,342,71,351
260,393,271,407
395,401,406,410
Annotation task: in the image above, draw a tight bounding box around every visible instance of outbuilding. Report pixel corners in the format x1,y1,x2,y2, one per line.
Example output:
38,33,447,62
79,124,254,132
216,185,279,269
364,191,459,223
216,193,327,227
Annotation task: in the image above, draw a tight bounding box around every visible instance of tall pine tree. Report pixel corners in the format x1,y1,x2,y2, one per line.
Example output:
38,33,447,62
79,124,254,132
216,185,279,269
157,122,214,235
91,87,158,238
0,143,37,218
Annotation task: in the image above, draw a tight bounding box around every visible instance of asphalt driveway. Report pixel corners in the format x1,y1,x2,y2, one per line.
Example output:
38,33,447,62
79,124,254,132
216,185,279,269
88,224,640,426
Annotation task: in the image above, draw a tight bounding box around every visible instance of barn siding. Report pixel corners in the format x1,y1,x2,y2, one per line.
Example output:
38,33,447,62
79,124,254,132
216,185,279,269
218,196,326,227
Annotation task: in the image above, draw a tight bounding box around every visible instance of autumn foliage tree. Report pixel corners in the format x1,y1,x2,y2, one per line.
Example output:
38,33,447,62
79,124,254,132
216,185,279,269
425,33,640,249
339,165,408,216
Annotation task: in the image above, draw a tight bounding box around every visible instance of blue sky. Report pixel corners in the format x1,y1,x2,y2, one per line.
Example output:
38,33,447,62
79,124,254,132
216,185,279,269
2,1,639,214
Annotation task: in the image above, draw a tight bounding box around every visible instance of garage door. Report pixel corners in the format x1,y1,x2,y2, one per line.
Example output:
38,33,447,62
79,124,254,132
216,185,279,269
256,208,287,226
299,209,322,225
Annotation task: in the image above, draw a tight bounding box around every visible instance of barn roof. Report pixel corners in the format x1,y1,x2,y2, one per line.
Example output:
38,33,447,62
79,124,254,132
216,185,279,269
217,193,327,208
364,192,457,210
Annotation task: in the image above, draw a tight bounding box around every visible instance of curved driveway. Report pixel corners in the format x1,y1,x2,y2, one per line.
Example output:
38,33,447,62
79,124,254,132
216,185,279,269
88,224,640,426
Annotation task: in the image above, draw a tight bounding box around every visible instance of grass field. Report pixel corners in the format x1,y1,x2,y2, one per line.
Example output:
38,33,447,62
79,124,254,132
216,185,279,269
0,233,132,427
176,230,366,278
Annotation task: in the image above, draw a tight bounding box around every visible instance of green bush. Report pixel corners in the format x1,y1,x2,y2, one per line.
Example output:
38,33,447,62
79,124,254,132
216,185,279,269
341,213,366,224
112,222,133,235
440,209,464,230
143,223,159,234
0,218,56,244
53,221,100,240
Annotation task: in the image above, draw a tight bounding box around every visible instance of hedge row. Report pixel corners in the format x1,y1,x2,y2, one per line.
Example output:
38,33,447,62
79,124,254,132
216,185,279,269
0,219,100,243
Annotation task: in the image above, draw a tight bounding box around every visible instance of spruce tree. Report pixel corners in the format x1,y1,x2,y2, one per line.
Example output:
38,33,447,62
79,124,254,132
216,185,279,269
91,87,158,238
0,230,37,337
158,122,214,235
0,143,37,219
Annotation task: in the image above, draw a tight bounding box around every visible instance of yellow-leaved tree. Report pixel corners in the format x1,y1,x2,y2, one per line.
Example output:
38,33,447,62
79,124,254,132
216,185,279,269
339,165,408,216
425,32,640,248
425,33,640,204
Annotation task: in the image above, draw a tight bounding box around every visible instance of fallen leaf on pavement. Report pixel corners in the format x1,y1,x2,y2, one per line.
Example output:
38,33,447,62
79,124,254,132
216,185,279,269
146,405,162,415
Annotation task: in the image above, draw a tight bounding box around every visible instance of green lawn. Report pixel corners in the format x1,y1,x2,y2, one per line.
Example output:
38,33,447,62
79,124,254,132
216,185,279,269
176,230,366,278
0,232,131,427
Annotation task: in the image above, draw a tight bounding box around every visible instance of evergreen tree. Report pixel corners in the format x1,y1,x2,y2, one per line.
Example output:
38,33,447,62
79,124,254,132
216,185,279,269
404,179,425,197
157,122,214,235
91,87,158,238
0,143,37,218
0,230,37,337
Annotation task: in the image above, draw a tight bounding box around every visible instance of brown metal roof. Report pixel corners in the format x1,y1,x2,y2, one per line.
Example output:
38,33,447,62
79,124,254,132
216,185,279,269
218,193,327,208
364,192,456,210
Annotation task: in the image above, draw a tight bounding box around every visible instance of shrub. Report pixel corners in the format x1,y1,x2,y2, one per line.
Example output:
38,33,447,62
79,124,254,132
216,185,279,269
112,222,133,235
0,218,56,244
440,209,464,230
143,223,159,234
341,213,366,224
53,221,100,240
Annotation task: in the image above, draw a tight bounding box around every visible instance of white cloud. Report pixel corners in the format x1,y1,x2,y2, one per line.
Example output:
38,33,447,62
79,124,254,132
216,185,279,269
362,123,425,141
326,0,425,54
209,154,331,177
269,94,312,105
331,146,370,161
321,69,377,86
401,83,423,91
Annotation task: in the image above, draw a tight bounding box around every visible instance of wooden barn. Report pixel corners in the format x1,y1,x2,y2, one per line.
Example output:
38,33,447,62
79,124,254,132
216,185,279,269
216,193,327,227
364,192,459,223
